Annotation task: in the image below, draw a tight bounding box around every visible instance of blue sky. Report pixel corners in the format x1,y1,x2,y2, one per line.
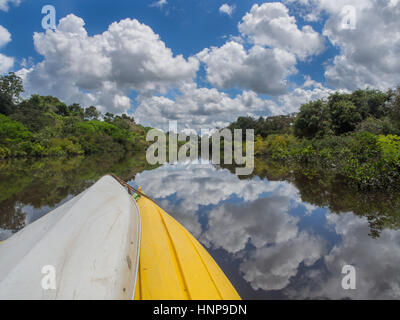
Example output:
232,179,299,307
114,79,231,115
1,0,332,82
0,1,276,55
0,0,399,130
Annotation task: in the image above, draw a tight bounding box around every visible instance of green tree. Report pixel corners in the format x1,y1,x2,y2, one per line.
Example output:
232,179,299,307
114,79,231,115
84,106,101,120
294,100,329,139
69,103,84,119
351,89,389,119
104,112,115,123
356,117,385,135
387,87,400,131
0,72,24,115
112,114,136,131
55,103,70,117
0,114,34,158
11,95,58,133
329,99,362,135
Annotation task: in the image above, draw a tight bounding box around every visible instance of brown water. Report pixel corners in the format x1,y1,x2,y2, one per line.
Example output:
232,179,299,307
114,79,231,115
1,154,400,300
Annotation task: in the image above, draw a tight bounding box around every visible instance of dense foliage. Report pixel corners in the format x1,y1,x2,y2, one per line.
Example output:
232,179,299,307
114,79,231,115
0,73,151,158
229,114,295,138
229,88,400,190
294,89,395,138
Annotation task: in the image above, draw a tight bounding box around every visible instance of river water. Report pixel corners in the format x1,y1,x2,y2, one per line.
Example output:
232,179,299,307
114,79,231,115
1,154,400,299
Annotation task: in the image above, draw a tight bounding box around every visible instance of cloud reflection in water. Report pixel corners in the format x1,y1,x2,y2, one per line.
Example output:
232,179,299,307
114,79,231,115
133,162,400,299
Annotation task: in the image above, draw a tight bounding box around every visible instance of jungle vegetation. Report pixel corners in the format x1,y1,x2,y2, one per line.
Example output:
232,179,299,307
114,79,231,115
228,87,400,190
0,72,152,158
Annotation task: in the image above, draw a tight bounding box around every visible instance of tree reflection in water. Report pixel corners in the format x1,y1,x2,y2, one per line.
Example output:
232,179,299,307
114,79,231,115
1,155,400,299
0,153,159,236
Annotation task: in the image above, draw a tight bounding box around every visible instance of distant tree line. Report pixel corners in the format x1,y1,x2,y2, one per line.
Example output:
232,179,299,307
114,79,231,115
227,88,400,191
229,88,400,139
0,72,151,158
294,89,399,138
228,114,296,138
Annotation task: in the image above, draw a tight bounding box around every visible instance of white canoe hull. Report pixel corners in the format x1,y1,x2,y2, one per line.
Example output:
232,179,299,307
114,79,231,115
0,176,141,300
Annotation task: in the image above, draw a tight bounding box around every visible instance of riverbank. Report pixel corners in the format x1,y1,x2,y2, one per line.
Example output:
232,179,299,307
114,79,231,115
253,132,400,191
0,73,152,158
0,111,151,159
229,87,400,191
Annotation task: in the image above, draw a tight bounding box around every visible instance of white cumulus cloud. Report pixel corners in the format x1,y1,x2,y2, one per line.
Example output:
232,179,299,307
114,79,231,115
198,2,325,100
150,0,167,8
238,2,325,60
0,0,20,12
19,14,199,114
276,76,338,114
285,0,400,91
0,54,13,74
134,81,276,131
197,41,297,95
0,25,13,74
219,4,235,17
0,25,11,48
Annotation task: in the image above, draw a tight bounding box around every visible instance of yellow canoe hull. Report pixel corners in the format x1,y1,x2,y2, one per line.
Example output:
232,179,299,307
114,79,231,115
0,175,240,300
134,196,241,300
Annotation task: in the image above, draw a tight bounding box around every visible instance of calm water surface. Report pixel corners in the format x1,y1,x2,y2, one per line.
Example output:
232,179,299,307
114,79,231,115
1,154,400,300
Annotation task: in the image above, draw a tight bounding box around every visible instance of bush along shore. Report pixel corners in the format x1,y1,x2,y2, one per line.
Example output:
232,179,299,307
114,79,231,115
0,73,152,158
228,87,400,191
